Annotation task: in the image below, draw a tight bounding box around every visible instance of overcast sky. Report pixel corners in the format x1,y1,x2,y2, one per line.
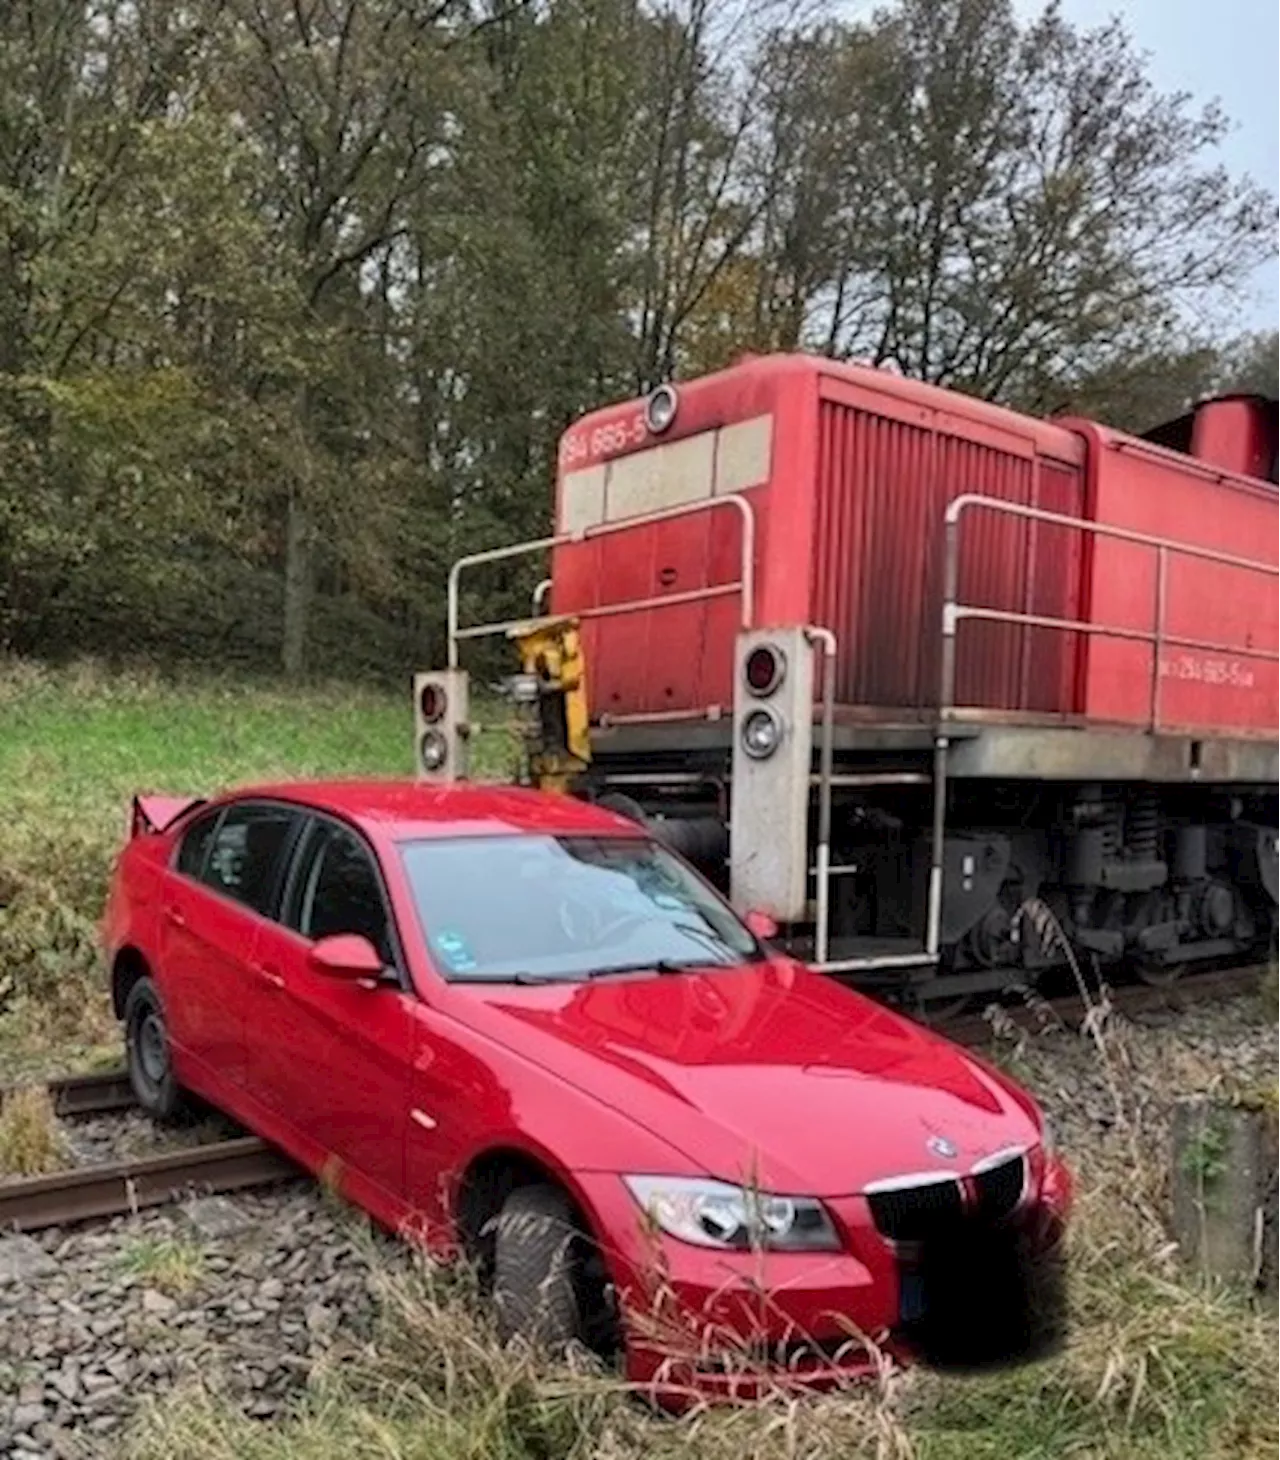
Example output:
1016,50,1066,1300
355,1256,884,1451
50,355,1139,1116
1026,0,1279,332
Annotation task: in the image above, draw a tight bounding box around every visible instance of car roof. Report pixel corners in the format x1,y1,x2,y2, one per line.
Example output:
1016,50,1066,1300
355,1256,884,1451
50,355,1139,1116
222,780,640,841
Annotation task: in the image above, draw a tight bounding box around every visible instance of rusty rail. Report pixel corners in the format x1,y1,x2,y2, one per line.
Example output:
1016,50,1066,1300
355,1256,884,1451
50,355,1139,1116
936,962,1265,1047
0,1068,134,1116
2,1071,296,1232
45,1069,134,1116
0,1136,297,1233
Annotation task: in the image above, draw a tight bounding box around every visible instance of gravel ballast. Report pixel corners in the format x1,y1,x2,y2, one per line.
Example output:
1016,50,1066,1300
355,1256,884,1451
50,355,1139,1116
0,1182,407,1458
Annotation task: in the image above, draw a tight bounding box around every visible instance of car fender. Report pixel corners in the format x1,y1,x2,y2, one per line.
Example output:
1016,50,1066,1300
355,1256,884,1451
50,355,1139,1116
436,1012,706,1225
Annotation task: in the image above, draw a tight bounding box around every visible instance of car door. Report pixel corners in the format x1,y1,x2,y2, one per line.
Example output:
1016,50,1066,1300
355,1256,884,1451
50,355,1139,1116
246,815,414,1221
160,801,301,1089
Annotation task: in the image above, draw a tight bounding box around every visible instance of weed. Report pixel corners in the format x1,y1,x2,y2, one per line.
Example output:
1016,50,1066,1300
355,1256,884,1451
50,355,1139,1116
1178,1108,1231,1188
0,1083,68,1176
118,1236,207,1296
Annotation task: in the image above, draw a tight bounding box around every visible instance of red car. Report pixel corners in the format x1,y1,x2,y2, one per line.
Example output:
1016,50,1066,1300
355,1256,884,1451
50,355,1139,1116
102,781,1071,1398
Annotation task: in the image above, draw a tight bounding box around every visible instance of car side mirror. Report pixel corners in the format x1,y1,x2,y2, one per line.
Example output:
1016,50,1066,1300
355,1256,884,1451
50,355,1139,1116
744,909,779,942
308,933,384,981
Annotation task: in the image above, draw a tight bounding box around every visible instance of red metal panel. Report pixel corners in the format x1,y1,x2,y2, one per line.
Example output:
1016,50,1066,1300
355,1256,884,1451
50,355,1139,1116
1066,420,1277,734
810,392,1086,715
1191,398,1274,480
551,355,1104,724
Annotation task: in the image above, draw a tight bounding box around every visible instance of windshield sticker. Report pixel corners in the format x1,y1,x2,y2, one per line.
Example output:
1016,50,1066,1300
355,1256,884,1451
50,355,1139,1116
432,929,477,973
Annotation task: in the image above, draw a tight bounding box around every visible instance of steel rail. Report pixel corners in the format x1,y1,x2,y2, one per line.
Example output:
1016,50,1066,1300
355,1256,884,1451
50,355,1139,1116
931,962,1265,1047
48,1069,134,1116
0,1068,134,1117
0,1136,297,1233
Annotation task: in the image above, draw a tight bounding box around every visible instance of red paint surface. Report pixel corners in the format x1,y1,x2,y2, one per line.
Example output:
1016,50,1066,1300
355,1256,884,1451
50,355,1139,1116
552,354,1276,735
1064,419,1278,733
553,354,1089,720
103,780,1070,1395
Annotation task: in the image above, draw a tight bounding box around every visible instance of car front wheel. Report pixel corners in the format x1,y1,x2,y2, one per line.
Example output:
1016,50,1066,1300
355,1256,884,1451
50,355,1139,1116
124,975,186,1121
492,1184,591,1351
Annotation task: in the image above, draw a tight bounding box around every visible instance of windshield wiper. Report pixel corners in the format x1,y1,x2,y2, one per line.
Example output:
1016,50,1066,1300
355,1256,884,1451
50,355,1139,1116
450,971,587,985
584,958,726,979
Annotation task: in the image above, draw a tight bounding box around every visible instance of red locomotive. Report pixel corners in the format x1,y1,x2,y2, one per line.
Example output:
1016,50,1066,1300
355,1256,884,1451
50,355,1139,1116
420,354,1278,1004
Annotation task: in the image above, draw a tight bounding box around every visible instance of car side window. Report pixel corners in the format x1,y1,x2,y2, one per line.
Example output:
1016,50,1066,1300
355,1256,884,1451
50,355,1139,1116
200,804,299,917
290,821,394,967
175,810,221,879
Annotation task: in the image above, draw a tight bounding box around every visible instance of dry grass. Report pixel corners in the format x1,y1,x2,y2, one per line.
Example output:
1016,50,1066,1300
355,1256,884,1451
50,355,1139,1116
123,1106,1279,1460
0,1083,69,1176
125,1245,920,1460
1262,960,1279,1021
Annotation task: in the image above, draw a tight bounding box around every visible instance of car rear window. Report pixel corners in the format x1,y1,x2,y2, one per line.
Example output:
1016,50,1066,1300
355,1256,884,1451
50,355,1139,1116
199,804,299,917
175,809,221,878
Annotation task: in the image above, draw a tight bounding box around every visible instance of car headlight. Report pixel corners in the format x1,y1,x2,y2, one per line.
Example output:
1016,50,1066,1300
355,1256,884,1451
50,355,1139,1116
624,1176,840,1252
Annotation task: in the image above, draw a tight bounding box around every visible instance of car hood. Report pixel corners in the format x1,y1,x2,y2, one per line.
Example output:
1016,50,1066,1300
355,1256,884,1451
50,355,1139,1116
452,961,1043,1197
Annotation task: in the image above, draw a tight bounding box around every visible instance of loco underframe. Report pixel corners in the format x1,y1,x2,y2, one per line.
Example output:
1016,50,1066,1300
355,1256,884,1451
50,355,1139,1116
581,716,1279,1000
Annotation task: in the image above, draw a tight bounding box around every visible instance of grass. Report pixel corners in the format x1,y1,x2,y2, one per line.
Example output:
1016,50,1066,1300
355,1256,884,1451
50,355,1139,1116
117,1235,208,1296
1,658,1276,1459
0,657,439,1071
0,1082,68,1175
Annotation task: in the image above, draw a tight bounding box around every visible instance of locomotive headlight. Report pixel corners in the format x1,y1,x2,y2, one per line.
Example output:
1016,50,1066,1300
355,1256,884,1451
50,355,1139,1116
624,1176,839,1252
744,643,786,697
741,706,783,759
419,682,448,724
419,728,449,773
644,383,679,434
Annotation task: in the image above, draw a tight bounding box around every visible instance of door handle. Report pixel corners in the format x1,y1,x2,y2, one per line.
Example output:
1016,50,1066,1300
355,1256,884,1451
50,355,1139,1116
164,906,186,929
250,963,285,991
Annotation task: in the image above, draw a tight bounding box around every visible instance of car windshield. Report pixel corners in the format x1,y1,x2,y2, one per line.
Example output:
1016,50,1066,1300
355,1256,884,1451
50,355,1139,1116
399,834,761,982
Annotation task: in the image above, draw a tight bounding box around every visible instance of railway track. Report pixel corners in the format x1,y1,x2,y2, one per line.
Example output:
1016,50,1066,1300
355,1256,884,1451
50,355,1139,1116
938,961,1267,1047
0,1077,298,1234
0,963,1266,1235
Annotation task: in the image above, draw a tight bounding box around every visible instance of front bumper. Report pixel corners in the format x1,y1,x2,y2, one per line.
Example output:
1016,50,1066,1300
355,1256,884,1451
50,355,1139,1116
576,1153,1072,1405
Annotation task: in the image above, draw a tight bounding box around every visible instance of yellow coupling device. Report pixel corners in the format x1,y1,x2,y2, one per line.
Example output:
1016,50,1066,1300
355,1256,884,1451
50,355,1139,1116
507,617,591,792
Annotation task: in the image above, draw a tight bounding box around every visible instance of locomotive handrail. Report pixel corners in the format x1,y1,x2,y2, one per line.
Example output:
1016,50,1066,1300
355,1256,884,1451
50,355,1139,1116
446,494,757,668
924,492,1280,961
938,493,1279,730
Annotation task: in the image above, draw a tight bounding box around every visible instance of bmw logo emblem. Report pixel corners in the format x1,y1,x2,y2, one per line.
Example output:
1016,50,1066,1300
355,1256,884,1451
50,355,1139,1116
927,1134,958,1159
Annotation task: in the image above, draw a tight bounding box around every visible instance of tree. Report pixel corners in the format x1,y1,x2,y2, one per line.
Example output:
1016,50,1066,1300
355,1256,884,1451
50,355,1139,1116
728,0,1275,409
1220,331,1279,400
